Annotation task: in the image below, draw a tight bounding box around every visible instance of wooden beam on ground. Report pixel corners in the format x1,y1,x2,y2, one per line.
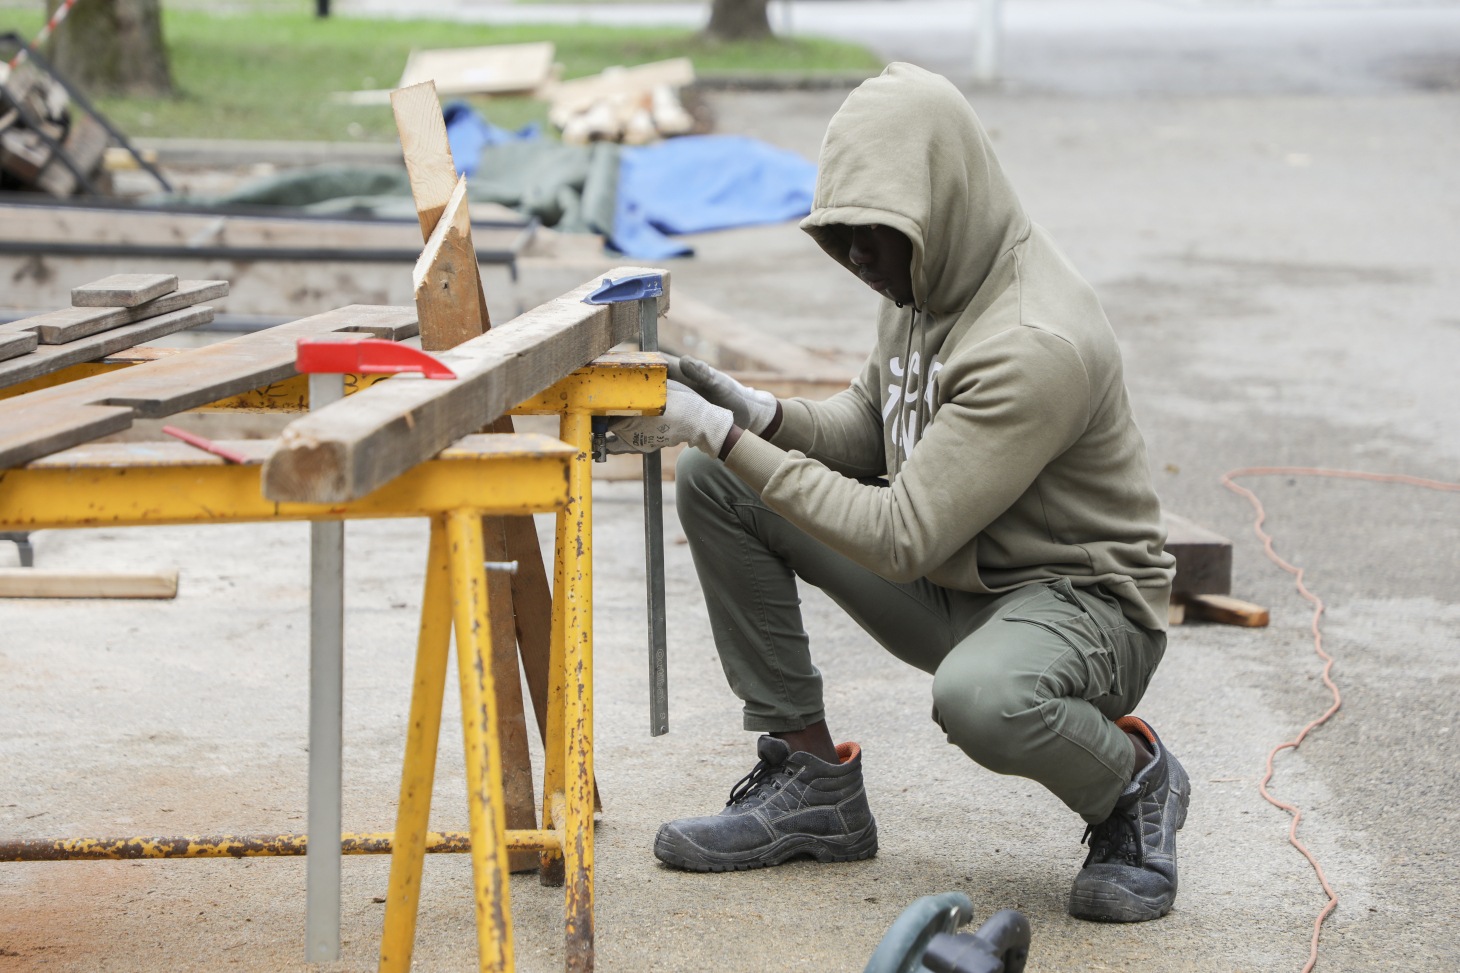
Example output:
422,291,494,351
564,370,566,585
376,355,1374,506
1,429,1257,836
0,569,178,599
1186,594,1270,628
71,274,178,308
0,305,418,469
262,268,664,504
2,280,229,345
1164,512,1233,600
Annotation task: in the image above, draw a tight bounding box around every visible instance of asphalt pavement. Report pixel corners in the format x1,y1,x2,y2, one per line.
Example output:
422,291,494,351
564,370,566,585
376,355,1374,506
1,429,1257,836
3,4,1459,971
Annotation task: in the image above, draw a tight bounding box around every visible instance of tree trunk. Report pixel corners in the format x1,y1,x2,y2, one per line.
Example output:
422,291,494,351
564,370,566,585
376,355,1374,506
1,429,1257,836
46,0,173,97
705,0,772,41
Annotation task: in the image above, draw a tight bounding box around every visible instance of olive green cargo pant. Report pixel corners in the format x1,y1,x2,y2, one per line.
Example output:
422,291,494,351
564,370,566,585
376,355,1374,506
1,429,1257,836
675,447,1167,824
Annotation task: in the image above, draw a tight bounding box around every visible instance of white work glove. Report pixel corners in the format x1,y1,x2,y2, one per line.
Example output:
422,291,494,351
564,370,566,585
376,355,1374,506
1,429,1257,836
669,355,778,436
607,380,735,457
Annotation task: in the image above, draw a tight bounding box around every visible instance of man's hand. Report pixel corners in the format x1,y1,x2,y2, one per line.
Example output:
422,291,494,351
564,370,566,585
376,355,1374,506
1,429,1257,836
607,380,735,457
669,355,779,436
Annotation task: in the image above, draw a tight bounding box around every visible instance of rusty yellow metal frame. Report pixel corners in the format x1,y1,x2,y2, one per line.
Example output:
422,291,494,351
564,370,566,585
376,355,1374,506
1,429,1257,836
0,829,561,861
2,352,667,973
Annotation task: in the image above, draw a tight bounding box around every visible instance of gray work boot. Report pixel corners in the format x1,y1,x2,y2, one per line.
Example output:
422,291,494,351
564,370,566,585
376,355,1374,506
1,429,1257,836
1069,717,1191,922
653,735,878,872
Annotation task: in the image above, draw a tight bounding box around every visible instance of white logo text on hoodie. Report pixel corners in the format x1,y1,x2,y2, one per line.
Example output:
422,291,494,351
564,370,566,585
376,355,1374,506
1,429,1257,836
885,353,943,462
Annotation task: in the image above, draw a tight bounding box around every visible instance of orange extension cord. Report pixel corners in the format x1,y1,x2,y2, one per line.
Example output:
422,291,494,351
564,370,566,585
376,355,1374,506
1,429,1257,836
1220,467,1460,973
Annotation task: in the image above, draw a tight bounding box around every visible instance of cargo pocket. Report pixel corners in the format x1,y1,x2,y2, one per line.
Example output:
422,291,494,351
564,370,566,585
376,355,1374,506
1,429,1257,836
1004,582,1122,703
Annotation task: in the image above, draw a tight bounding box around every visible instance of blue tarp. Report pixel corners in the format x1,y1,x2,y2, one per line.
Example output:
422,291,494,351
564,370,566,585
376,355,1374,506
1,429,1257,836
443,100,542,177
612,134,818,260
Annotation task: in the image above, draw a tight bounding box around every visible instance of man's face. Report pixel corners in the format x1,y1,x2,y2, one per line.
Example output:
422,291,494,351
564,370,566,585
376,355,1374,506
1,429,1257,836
848,224,915,306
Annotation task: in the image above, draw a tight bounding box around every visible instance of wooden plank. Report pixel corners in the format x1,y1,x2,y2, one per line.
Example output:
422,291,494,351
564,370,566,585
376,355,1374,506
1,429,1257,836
261,267,665,504
394,91,543,865
391,81,461,245
0,569,178,599
1187,594,1270,628
0,305,417,469
2,280,230,345
71,274,177,308
398,42,556,96
0,305,214,392
413,176,484,351
0,332,39,363
1164,512,1233,599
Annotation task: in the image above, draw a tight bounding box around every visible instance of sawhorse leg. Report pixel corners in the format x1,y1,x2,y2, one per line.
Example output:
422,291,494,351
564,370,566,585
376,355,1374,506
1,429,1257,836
558,413,595,972
379,517,452,973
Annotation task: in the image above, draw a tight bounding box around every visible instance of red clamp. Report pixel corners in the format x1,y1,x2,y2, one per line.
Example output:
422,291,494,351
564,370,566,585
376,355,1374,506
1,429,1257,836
295,338,457,380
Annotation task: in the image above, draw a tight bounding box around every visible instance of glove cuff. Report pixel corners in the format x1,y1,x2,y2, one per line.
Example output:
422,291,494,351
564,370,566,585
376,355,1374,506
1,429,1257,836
744,389,778,436
694,402,735,457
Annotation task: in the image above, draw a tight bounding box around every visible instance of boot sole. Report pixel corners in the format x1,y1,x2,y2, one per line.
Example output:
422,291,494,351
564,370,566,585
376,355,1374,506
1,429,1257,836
1068,882,1173,923
653,823,878,873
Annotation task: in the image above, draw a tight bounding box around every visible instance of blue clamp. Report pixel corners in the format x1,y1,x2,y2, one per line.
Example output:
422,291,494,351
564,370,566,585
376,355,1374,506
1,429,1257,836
582,273,664,305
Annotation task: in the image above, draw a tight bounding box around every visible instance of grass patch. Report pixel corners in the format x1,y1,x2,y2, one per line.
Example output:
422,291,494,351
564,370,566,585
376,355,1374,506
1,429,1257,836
0,2,881,142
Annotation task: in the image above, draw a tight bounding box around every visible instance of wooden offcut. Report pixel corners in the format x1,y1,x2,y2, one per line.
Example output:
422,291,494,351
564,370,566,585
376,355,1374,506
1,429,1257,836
413,177,485,350
1187,594,1270,627
392,82,462,245
0,305,418,469
0,569,179,599
3,280,230,345
661,296,856,383
262,268,663,504
71,274,178,308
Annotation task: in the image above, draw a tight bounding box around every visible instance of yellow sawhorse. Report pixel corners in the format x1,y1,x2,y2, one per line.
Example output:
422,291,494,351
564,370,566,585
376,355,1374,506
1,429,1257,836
0,352,666,973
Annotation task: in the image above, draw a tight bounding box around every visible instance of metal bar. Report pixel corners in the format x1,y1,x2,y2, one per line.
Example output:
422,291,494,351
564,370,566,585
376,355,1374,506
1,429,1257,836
639,296,669,737
0,240,518,264
306,372,346,964
447,507,515,973
0,34,174,192
379,516,453,973
559,412,596,972
0,830,563,862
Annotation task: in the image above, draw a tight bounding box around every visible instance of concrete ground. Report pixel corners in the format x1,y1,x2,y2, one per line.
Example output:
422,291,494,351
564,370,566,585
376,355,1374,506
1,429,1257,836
5,44,1460,973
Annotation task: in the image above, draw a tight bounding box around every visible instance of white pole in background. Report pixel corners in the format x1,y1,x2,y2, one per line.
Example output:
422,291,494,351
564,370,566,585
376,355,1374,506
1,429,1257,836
974,0,1003,85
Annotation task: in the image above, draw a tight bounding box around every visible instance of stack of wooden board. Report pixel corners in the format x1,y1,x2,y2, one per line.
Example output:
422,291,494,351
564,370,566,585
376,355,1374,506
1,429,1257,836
0,273,223,388
0,303,418,470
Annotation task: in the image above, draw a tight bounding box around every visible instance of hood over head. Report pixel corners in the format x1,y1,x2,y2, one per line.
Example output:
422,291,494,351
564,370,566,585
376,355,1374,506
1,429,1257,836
801,63,1028,317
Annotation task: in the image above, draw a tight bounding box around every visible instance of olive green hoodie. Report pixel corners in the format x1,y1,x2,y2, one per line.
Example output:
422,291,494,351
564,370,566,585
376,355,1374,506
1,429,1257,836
723,63,1175,631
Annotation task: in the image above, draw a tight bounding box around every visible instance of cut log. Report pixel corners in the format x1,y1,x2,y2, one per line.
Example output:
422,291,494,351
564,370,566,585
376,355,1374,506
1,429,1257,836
3,279,230,345
413,176,484,351
0,305,214,392
0,569,178,599
0,305,417,469
1164,512,1233,599
71,273,178,308
262,267,665,504
0,332,39,363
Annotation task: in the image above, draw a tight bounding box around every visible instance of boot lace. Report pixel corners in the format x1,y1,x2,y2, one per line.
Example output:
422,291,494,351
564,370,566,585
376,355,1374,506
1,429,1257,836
726,758,790,807
1082,804,1142,866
